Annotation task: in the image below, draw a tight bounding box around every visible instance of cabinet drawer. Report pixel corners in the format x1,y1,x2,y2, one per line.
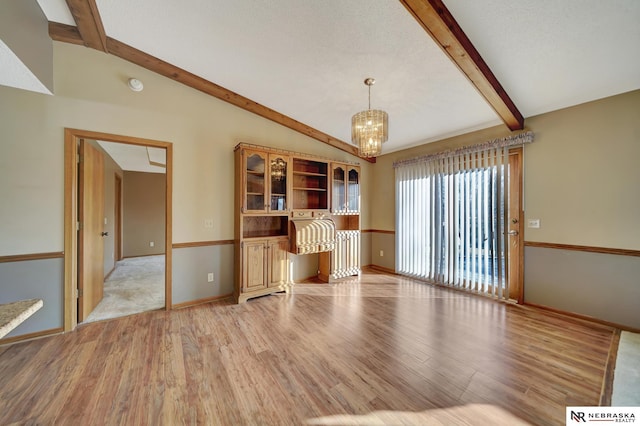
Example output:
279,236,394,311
292,210,313,218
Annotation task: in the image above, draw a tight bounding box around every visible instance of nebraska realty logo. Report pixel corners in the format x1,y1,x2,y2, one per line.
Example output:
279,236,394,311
567,407,638,423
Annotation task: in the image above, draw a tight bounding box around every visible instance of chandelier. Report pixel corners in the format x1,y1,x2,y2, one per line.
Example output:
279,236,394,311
351,78,388,158
270,157,286,181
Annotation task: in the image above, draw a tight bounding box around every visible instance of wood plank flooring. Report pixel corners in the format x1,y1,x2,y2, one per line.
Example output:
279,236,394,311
0,270,615,425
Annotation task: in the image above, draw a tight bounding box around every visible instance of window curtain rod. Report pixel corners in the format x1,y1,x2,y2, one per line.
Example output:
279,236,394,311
393,131,534,168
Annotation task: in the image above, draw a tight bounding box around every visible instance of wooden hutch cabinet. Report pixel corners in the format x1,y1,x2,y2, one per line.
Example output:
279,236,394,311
235,143,361,303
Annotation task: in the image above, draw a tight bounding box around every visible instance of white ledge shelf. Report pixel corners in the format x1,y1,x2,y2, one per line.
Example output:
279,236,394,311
0,299,43,339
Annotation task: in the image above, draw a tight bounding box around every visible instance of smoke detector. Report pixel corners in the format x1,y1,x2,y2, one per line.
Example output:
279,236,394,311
127,78,144,92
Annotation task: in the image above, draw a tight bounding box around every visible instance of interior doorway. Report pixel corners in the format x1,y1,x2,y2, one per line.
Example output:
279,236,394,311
84,140,168,323
63,128,173,332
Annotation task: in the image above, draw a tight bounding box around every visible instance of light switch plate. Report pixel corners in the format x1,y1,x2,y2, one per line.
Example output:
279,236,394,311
528,219,540,228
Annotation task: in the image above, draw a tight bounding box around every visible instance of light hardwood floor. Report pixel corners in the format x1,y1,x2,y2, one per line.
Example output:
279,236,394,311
0,270,615,425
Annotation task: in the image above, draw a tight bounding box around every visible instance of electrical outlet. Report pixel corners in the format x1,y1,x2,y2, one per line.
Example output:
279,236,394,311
149,241,155,247
204,219,214,228
379,250,384,257
527,219,540,229
207,273,214,282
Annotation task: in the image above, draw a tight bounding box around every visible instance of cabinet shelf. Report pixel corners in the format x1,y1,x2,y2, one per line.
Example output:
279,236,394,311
242,215,288,239
293,187,327,192
292,158,328,210
293,171,327,177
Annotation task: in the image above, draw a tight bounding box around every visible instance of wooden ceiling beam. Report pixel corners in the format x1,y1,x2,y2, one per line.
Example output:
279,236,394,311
48,21,370,161
65,0,107,52
48,22,84,46
399,0,524,130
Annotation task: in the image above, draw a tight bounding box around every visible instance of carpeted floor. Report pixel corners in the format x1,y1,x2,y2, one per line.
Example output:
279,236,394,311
612,331,640,406
84,255,165,323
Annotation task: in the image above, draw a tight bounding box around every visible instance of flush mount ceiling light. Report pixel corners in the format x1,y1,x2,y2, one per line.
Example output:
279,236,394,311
351,77,388,158
127,78,144,92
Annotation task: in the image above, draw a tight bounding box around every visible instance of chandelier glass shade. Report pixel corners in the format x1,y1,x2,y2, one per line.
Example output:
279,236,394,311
351,78,388,158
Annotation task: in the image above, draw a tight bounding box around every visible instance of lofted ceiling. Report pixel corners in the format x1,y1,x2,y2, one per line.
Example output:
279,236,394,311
97,141,166,174
22,0,640,159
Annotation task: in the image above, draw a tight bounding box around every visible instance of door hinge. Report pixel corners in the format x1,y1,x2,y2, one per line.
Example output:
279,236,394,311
77,221,82,231
76,288,82,298
77,154,83,164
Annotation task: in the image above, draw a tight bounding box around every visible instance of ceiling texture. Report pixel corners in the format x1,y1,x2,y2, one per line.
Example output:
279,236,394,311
21,0,640,161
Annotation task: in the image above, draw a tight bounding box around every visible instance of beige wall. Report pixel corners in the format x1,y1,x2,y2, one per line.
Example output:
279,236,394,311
371,89,640,250
523,90,640,249
123,171,166,257
0,41,366,257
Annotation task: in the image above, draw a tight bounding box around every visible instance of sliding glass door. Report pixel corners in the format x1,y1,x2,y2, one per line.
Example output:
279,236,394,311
396,147,523,301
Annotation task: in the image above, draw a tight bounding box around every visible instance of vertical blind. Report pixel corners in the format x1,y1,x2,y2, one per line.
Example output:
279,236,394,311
394,132,533,299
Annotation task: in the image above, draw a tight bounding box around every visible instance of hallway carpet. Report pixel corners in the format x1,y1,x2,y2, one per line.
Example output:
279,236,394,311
84,255,165,323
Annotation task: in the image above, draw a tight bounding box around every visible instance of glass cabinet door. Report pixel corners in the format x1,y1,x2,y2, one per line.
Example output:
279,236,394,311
269,154,289,212
332,166,346,213
347,167,360,212
244,151,266,212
